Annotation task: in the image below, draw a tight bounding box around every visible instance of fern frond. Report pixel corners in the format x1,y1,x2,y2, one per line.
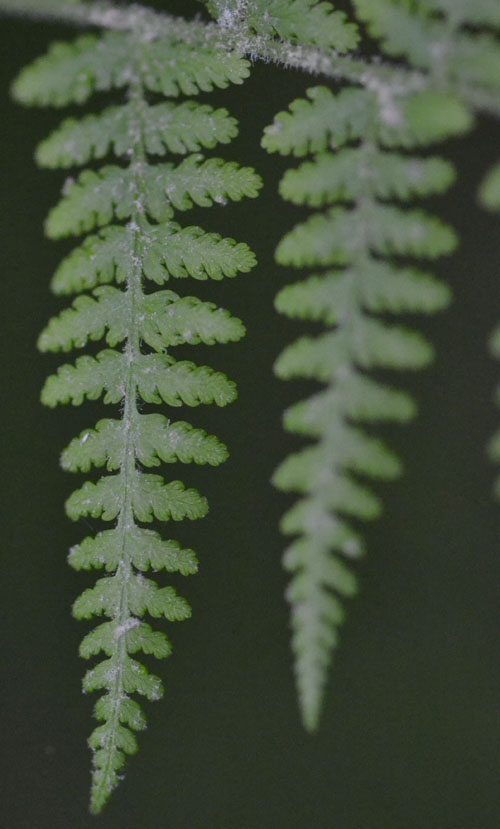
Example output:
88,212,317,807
264,83,459,731
14,27,260,812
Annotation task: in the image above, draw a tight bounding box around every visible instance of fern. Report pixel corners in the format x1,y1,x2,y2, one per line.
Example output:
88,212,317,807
4,0,500,818
201,0,359,51
13,28,260,812
262,80,473,731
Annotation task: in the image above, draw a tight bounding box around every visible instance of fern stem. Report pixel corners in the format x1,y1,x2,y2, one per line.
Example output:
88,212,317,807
88,72,148,814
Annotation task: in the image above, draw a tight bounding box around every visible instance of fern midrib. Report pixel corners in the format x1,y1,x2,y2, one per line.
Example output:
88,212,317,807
92,71,151,807
313,131,378,480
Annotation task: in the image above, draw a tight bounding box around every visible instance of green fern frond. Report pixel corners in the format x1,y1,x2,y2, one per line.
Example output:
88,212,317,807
14,28,260,813
264,83,460,732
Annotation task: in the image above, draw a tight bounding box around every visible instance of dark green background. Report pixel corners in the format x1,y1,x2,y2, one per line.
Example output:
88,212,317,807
2,2,500,826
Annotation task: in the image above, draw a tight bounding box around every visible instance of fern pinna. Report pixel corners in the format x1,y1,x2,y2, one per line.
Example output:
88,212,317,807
13,30,260,812
262,84,474,732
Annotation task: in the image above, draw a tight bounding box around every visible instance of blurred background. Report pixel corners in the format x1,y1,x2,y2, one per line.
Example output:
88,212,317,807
2,2,500,826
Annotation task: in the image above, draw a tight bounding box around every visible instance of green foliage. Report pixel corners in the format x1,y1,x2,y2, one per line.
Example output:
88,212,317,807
262,86,473,157
264,82,460,731
480,162,500,210
6,0,500,818
13,27,260,813
201,0,359,51
36,101,239,167
352,0,500,91
13,32,250,105
49,223,256,295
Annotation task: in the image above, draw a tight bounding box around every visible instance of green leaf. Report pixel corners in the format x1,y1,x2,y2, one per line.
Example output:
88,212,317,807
41,349,124,407
42,350,237,408
39,287,244,353
279,420,401,480
352,0,500,90
479,162,500,210
36,101,238,168
275,322,432,381
74,574,191,621
281,500,364,556
38,286,127,352
134,356,238,407
13,32,250,107
283,379,416,431
205,0,359,51
46,156,262,238
276,205,457,267
262,86,472,156
62,415,228,473
275,264,451,323
280,150,455,206
50,223,256,295
141,293,245,350
274,456,382,520
94,694,147,731
421,0,500,26
83,656,163,699
80,620,172,659
69,527,198,575
66,473,208,522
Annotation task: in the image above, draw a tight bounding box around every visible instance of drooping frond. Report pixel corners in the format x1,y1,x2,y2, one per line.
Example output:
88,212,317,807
14,29,260,813
263,82,464,732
